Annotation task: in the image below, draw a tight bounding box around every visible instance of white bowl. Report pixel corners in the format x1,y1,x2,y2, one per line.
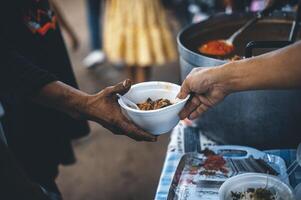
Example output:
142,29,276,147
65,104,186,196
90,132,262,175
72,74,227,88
219,173,295,200
118,81,190,135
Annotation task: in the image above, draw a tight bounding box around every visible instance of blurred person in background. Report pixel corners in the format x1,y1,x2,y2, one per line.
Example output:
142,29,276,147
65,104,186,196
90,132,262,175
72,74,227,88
162,0,192,25
162,0,249,26
103,0,177,83
82,0,106,68
50,0,80,51
165,0,298,26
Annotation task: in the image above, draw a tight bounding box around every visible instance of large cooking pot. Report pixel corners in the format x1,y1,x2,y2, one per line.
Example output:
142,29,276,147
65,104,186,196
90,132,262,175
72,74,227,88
178,12,301,149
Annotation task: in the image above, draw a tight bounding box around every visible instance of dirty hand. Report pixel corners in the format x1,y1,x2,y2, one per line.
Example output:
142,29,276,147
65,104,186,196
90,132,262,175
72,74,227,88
84,80,157,142
177,67,229,120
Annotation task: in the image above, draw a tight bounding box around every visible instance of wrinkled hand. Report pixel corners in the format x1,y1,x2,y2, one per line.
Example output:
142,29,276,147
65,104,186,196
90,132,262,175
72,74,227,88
84,80,157,142
177,67,229,120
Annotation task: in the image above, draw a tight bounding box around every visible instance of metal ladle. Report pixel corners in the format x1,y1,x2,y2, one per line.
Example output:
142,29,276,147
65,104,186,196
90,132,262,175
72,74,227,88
200,0,285,57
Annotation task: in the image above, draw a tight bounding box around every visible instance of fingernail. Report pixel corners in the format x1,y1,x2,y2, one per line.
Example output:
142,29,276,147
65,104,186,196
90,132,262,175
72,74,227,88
177,93,183,99
123,79,131,88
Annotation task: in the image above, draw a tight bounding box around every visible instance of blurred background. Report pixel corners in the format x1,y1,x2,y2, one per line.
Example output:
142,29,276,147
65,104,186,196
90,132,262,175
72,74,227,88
54,0,298,199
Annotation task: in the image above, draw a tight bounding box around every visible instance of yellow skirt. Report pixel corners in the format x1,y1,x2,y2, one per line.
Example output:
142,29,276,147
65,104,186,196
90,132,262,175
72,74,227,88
103,0,177,67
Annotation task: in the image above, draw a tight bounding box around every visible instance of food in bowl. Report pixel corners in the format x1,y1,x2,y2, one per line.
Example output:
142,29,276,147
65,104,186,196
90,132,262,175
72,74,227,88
219,173,295,200
230,188,276,200
117,81,190,135
137,98,172,110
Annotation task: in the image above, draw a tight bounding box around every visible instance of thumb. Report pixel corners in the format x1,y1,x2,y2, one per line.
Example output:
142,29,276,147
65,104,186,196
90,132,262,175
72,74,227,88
110,79,132,95
177,79,190,99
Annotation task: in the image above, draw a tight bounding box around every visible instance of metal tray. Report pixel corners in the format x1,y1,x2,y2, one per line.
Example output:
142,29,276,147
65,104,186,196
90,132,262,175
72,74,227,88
167,145,288,200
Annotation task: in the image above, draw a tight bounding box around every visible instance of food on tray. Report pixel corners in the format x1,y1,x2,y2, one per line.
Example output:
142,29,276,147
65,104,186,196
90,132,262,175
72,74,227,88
199,149,229,176
198,40,234,56
137,98,172,110
202,155,228,174
230,188,276,200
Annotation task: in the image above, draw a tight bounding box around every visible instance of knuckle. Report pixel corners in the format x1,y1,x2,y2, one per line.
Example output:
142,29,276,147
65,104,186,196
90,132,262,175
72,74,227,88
197,105,208,113
197,107,204,113
191,97,200,106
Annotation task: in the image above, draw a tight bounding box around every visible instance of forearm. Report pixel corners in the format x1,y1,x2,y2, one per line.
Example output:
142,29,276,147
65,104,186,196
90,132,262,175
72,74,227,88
34,81,91,119
34,81,156,142
217,41,301,92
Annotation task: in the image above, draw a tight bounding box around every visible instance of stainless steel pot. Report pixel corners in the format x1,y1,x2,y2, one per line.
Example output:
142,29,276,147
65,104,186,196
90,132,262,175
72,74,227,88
178,12,301,149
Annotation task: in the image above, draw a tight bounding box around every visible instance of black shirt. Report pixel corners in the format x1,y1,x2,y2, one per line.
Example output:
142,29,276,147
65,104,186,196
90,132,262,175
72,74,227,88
0,41,57,97
0,0,59,96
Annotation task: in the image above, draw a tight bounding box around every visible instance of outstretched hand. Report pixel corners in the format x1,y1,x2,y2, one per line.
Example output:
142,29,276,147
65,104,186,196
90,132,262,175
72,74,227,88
177,67,229,120
84,80,157,142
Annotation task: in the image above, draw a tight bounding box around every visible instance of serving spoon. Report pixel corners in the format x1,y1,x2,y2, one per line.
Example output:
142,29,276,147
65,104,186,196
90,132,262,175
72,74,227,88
117,94,140,110
199,1,285,57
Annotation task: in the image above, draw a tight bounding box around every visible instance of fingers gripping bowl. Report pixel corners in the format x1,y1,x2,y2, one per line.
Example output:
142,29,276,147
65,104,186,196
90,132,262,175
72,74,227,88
118,82,190,135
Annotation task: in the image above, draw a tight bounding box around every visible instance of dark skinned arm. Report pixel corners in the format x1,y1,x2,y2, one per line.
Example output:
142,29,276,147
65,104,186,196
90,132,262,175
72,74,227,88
35,80,157,142
0,33,155,142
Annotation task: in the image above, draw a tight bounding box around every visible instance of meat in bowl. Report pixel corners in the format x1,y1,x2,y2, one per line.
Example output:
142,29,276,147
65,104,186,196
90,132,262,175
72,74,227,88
137,98,173,111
